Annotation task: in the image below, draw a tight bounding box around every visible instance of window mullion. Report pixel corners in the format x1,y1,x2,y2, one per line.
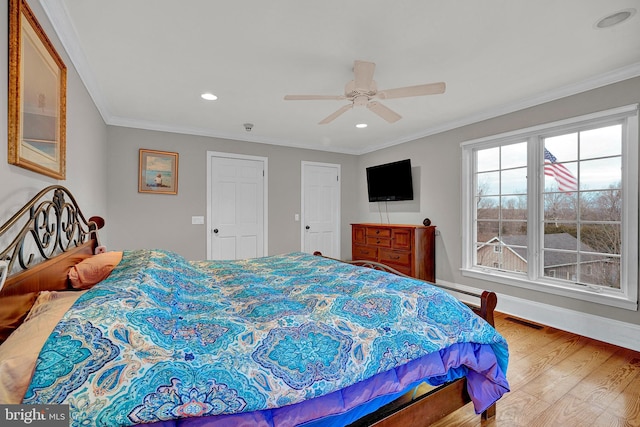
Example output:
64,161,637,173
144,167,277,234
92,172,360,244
621,114,639,302
575,131,582,284
527,137,540,282
461,147,473,269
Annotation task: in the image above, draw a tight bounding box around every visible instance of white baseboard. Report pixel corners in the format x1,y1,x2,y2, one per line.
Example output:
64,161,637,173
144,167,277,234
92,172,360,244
437,279,640,353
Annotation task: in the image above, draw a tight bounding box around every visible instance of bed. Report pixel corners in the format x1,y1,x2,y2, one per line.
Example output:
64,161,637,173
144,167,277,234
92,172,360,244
0,185,509,426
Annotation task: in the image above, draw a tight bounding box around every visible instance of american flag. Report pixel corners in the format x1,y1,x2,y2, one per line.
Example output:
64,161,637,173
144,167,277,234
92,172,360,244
544,148,577,192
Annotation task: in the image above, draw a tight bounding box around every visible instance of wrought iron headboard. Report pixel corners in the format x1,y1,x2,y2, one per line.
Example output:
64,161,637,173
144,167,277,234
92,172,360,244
0,185,103,278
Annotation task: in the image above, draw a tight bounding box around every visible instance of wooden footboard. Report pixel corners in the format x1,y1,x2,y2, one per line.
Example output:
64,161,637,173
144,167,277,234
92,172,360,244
314,252,498,425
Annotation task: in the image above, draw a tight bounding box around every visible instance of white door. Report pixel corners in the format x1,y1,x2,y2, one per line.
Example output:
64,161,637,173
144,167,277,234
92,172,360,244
208,153,267,260
302,162,340,258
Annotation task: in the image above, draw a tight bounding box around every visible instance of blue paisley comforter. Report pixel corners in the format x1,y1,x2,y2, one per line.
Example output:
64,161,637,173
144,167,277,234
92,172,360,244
24,250,509,426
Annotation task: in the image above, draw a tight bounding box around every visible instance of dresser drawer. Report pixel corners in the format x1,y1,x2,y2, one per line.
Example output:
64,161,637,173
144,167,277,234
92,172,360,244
353,245,377,261
365,236,392,247
366,227,392,238
379,248,411,266
386,263,412,276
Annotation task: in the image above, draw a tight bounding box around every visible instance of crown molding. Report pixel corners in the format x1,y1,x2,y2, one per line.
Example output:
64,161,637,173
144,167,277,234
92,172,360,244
40,0,114,123
108,116,363,156
363,62,640,154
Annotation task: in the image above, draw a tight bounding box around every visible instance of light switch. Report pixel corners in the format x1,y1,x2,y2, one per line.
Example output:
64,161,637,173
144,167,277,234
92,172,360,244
191,216,205,225
294,214,300,221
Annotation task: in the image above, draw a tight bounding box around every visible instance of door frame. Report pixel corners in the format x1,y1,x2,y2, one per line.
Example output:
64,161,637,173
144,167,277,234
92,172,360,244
301,161,341,258
206,151,268,259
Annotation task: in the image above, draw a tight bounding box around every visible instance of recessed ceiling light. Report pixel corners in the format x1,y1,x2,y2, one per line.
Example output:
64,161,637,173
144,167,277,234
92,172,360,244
356,123,368,128
595,8,636,29
201,93,218,101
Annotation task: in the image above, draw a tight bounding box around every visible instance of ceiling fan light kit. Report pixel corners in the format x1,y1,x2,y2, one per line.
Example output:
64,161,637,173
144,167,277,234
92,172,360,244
284,60,445,125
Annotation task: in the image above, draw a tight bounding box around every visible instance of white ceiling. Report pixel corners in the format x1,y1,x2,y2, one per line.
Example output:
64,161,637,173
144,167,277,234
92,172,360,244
41,0,640,155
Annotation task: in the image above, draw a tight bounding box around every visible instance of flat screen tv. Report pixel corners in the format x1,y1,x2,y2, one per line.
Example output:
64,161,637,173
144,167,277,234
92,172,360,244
366,159,414,202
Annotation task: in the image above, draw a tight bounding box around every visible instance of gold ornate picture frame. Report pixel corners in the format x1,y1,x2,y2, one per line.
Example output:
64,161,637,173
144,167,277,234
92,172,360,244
138,149,179,195
8,0,67,179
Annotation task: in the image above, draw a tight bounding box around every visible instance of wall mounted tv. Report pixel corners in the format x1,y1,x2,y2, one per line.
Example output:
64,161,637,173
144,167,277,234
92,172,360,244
366,159,414,202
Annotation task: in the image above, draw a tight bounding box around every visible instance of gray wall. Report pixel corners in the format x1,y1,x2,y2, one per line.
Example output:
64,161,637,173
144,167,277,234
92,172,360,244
0,1,108,233
357,77,640,326
105,126,358,260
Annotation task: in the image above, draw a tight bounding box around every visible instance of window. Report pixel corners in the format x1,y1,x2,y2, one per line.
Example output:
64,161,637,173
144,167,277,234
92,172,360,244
461,105,638,310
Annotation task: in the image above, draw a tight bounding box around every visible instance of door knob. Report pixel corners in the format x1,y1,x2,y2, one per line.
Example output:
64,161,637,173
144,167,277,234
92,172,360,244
213,228,219,234
305,225,310,230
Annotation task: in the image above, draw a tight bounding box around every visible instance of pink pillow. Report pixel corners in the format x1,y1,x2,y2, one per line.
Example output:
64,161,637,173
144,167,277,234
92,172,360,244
68,251,123,289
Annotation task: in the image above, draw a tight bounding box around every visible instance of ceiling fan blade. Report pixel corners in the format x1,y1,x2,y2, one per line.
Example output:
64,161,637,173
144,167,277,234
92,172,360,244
353,60,376,91
319,104,352,125
284,94,345,101
367,101,402,123
377,82,446,99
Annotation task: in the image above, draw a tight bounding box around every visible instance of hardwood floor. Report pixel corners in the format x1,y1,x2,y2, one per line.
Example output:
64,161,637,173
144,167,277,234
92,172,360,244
431,312,640,427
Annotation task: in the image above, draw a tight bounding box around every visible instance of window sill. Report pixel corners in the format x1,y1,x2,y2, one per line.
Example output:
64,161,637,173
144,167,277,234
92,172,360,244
460,267,638,311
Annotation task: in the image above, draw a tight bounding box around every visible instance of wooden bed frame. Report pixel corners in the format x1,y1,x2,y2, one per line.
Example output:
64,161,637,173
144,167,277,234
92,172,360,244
0,186,499,426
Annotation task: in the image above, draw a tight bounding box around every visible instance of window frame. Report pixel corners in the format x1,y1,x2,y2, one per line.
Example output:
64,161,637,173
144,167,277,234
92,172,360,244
461,105,638,310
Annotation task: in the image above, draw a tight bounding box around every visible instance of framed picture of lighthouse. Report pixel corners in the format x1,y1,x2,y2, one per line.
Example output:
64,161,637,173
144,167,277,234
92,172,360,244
138,149,179,195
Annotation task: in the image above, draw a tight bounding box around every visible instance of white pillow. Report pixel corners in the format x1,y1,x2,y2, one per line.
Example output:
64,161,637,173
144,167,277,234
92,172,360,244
0,290,84,403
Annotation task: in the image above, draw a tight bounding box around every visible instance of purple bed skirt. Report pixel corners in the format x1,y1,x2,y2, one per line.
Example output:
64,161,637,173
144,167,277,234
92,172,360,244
140,341,509,427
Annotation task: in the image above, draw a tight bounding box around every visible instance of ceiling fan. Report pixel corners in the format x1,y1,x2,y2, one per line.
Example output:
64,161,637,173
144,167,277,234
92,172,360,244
284,60,445,125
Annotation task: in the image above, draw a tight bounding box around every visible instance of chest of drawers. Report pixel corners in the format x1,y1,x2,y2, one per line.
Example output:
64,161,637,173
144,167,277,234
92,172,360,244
351,223,435,282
